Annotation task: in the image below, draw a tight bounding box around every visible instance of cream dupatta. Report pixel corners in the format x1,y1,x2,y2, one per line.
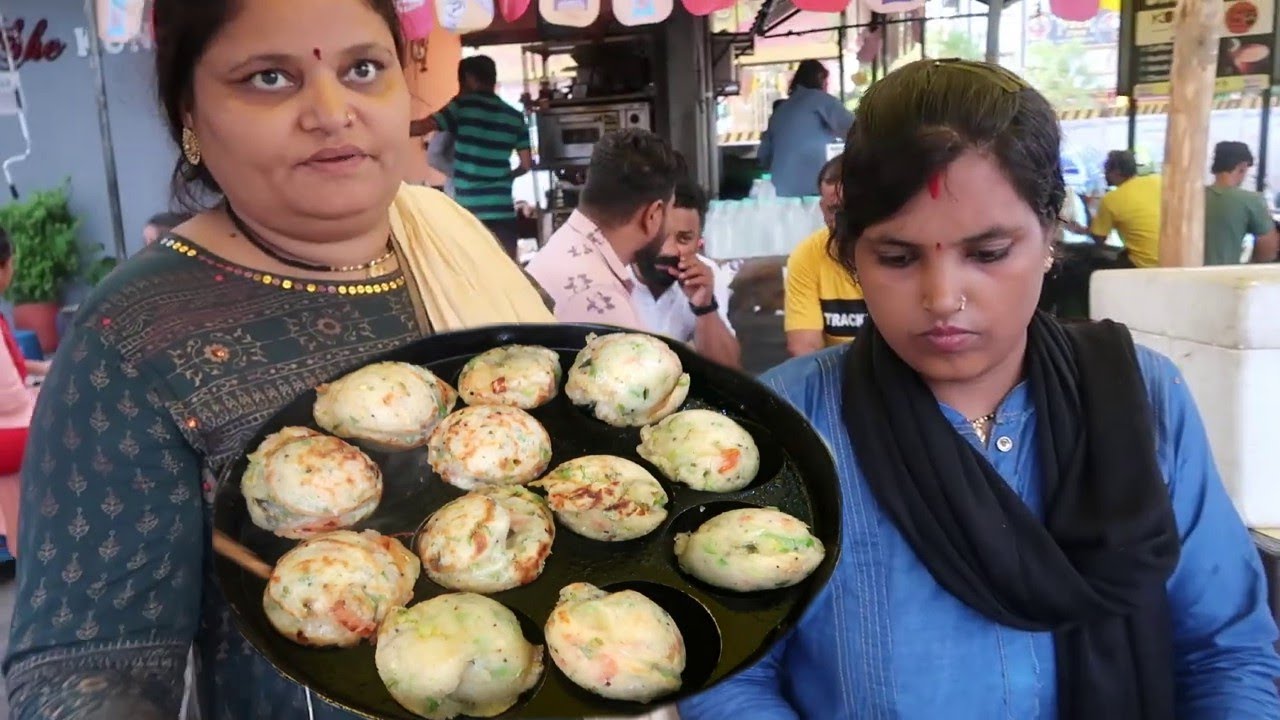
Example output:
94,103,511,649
388,183,554,332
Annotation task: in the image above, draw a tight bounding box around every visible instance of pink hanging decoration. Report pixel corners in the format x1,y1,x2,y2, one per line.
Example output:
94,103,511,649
1048,0,1100,22
500,0,533,21
97,0,147,43
616,0,673,26
680,0,735,15
790,0,850,13
860,0,926,13
396,0,435,40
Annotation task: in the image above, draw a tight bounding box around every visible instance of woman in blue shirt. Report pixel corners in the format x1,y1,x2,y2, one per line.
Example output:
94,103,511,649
758,60,854,198
681,59,1280,720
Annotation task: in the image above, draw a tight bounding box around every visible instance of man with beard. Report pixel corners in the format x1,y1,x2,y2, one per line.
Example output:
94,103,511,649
632,178,740,367
527,129,680,329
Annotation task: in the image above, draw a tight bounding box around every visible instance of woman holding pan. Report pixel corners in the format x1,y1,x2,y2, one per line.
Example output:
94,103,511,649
2,1,551,718
680,60,1280,719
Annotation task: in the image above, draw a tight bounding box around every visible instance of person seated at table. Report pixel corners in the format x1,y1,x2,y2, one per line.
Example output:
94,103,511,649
784,156,865,357
3,1,551,717
680,58,1280,720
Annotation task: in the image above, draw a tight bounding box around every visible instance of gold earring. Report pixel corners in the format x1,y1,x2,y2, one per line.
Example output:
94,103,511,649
181,127,201,166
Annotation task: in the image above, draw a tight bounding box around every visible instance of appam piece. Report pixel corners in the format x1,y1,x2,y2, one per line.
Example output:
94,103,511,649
418,486,555,593
314,361,457,449
637,409,761,492
263,529,418,648
674,507,824,592
530,455,668,541
565,333,690,427
426,405,553,490
544,582,685,702
242,426,382,539
376,593,544,720
458,345,562,409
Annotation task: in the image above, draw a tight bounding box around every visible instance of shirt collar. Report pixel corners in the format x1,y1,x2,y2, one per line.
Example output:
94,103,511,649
564,210,636,292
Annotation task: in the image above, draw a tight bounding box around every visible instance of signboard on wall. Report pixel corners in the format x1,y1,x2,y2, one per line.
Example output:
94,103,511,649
1119,0,1278,97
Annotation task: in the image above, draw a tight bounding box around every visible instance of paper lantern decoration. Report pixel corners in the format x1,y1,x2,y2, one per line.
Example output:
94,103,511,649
500,0,534,21
97,0,147,43
396,0,435,39
792,0,851,12
681,0,736,16
434,0,495,32
1049,0,1100,22
860,0,926,13
539,0,601,27
616,0,673,25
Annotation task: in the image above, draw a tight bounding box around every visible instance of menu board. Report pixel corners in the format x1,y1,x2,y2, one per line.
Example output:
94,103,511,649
1119,0,1277,98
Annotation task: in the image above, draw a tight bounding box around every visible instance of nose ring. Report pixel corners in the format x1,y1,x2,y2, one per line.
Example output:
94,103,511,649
958,295,967,312
345,112,354,126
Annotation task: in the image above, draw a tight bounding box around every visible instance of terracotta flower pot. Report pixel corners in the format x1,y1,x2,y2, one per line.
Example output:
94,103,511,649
12,301,60,355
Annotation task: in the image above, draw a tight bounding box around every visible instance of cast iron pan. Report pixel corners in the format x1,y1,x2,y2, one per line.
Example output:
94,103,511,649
213,323,842,719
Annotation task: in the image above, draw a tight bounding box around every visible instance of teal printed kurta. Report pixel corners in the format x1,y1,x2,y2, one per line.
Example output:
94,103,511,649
4,237,428,719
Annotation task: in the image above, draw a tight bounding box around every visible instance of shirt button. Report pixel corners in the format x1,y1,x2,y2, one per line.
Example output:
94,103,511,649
995,436,1013,453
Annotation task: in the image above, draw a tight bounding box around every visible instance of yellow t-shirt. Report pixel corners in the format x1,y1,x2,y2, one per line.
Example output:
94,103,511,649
1091,174,1162,268
784,229,866,346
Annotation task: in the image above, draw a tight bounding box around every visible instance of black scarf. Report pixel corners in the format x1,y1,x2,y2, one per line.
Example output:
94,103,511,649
842,312,1180,719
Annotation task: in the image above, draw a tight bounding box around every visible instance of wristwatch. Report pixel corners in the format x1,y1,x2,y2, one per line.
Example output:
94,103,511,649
690,298,719,316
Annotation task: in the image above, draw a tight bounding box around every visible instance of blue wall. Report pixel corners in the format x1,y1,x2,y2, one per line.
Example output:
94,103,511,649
0,0,173,262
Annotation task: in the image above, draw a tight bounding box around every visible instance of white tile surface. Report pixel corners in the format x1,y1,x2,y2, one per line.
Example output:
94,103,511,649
1092,266,1280,349
1093,267,1280,527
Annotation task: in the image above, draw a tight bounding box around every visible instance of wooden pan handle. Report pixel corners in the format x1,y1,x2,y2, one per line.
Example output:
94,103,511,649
213,529,274,581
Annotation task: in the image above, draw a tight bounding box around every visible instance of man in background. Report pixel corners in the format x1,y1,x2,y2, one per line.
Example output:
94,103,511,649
425,130,455,197
526,129,680,329
142,212,191,246
411,55,532,258
758,60,854,197
784,156,865,356
632,178,740,367
1204,141,1278,265
1064,150,1161,268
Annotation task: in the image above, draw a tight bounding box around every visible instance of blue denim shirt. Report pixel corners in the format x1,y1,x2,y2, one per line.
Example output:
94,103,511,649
758,87,854,198
679,344,1280,720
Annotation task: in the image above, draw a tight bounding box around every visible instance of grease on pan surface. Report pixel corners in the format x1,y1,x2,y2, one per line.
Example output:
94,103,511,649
264,529,419,648
314,361,458,449
638,409,761,492
530,455,669,542
674,507,825,592
241,427,383,539
458,345,562,409
375,593,544,719
426,405,553,490
544,582,685,702
565,333,690,427
417,486,555,593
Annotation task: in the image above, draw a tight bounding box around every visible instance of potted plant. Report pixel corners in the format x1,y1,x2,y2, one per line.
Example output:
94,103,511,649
0,186,82,353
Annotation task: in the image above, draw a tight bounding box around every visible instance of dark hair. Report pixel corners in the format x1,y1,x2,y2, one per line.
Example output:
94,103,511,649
818,155,842,188
833,59,1064,274
153,0,406,210
790,60,829,94
672,177,709,230
1212,141,1254,174
0,226,11,265
459,55,497,90
1104,150,1138,180
580,129,681,227
147,211,192,230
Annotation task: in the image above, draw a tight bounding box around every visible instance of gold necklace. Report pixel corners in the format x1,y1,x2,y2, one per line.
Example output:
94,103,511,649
968,412,996,445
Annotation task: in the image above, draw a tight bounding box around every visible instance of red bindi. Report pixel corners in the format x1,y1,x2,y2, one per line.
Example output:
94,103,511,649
313,48,322,60
927,172,942,199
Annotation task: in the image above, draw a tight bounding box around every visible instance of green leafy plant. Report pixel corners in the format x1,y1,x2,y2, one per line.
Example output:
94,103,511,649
0,186,83,304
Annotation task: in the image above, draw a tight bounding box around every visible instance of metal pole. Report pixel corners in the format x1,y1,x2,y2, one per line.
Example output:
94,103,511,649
85,0,129,260
985,0,1002,64
1127,96,1138,152
837,10,847,103
1258,88,1271,194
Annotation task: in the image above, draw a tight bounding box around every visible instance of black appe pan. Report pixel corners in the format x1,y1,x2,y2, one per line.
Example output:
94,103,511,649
213,323,842,719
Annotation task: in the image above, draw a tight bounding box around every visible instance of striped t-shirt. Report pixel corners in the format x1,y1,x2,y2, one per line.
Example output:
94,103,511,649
432,92,530,221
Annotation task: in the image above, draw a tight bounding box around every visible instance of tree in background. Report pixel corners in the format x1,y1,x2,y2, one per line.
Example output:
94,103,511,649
1022,40,1105,109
